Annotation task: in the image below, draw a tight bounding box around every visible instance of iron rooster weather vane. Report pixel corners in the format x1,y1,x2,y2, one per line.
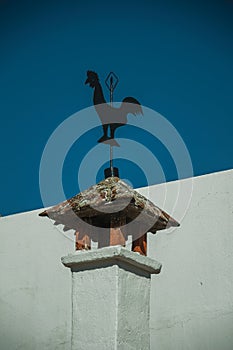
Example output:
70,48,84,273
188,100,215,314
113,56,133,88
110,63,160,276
38,72,180,257
85,70,143,177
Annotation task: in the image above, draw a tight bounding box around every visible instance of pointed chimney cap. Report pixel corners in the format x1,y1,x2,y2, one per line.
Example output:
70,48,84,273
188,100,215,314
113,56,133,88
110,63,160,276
39,177,179,233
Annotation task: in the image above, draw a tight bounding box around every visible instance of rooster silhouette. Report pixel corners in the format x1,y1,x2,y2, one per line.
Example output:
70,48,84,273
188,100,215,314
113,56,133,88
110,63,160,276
85,70,143,143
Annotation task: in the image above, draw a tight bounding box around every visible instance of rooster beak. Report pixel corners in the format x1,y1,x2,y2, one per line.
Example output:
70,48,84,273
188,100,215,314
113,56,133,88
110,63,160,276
85,78,89,85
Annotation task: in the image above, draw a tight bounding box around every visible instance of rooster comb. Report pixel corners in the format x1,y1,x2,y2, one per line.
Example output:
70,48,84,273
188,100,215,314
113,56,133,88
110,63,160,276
86,70,99,80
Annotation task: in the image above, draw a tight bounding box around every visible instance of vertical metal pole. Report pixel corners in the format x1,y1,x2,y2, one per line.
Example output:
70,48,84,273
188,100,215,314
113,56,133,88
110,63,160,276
110,77,113,106
105,72,119,178
110,77,114,175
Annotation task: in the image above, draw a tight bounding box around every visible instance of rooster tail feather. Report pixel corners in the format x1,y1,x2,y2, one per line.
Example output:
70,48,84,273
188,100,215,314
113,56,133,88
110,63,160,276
121,97,143,116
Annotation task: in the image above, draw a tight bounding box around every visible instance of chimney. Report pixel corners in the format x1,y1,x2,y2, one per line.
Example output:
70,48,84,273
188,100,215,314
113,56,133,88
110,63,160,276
39,176,179,349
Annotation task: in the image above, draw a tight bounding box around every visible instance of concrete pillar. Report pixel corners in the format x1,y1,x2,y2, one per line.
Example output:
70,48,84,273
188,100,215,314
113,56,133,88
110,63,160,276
62,246,161,350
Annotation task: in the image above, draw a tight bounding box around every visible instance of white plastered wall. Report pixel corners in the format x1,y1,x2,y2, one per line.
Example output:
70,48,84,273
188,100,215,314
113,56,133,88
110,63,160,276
0,169,232,350
0,209,73,350
142,169,233,350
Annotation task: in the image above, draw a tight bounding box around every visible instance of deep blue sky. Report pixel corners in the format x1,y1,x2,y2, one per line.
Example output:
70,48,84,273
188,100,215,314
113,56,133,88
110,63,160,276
1,0,233,216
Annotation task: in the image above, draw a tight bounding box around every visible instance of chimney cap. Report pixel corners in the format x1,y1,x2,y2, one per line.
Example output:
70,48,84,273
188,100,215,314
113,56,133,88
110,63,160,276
39,177,179,233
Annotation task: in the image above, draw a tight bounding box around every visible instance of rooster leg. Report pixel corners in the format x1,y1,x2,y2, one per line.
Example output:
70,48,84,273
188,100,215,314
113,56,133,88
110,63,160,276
98,124,110,143
103,124,108,137
110,124,116,139
110,123,124,139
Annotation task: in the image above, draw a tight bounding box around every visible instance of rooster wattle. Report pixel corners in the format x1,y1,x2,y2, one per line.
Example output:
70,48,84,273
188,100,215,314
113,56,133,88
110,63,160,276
85,70,143,143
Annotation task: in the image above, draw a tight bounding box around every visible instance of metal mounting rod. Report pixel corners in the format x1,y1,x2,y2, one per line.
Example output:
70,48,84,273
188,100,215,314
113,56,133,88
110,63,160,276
105,72,119,176
110,77,114,173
